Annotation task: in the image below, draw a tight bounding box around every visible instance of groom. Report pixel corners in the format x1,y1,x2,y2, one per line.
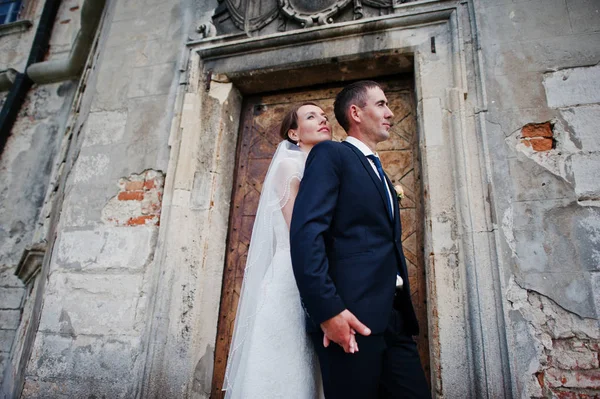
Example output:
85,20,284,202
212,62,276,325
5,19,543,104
290,81,430,398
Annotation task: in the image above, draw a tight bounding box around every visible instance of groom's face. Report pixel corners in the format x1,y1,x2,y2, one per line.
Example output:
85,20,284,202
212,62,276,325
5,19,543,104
357,87,394,144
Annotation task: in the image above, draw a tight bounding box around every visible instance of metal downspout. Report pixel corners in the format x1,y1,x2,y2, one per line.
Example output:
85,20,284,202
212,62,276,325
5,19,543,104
0,0,62,156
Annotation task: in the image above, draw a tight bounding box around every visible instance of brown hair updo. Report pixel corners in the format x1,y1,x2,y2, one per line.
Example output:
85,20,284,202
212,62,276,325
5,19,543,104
280,102,320,144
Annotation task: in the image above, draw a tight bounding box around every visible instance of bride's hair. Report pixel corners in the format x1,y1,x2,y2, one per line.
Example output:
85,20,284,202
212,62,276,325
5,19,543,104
280,102,320,144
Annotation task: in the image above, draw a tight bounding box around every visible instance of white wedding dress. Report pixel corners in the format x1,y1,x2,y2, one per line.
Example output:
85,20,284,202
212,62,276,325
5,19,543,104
224,141,324,399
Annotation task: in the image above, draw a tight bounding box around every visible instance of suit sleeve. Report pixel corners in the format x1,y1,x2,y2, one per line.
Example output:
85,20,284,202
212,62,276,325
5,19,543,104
290,142,346,326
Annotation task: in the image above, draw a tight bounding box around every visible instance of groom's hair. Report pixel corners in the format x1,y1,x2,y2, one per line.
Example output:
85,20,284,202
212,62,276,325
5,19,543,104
334,80,382,132
280,101,320,144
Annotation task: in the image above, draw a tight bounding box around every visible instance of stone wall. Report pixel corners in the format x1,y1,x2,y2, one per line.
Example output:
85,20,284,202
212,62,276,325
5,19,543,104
18,0,191,396
0,0,598,397
0,80,77,388
0,0,83,389
477,0,600,396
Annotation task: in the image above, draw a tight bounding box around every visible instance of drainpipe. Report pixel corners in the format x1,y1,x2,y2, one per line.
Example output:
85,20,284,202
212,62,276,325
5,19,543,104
27,0,107,83
0,0,62,155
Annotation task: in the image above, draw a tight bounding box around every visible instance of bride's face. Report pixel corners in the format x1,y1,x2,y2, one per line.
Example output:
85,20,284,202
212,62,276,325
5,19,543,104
288,105,332,148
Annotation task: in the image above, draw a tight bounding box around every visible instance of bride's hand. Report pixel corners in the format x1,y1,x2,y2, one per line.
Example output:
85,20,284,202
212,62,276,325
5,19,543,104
322,329,359,353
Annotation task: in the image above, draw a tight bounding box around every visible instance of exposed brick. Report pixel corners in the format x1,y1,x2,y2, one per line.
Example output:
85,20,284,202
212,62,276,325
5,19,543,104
546,368,600,389
141,201,161,216
536,371,545,389
553,339,600,370
529,138,554,151
143,179,156,190
125,181,144,191
126,215,157,226
551,389,600,399
117,191,144,201
522,122,553,138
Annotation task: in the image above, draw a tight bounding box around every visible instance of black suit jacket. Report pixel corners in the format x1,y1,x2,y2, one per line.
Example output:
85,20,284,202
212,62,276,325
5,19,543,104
290,140,419,335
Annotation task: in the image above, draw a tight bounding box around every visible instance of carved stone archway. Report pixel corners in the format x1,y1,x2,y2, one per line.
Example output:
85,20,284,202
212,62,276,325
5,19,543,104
140,3,512,398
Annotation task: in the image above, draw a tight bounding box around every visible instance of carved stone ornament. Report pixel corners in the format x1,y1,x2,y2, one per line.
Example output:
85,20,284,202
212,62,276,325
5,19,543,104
15,244,46,285
278,0,354,27
222,0,280,33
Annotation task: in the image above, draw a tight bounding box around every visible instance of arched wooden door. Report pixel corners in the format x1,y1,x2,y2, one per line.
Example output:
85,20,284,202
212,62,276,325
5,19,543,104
211,78,429,398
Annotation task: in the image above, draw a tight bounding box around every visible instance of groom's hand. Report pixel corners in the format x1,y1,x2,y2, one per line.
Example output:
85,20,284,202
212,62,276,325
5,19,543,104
320,310,371,354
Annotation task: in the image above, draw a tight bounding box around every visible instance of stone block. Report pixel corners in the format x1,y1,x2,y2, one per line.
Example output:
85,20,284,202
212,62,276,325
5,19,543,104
520,271,596,319
56,226,155,272
127,63,176,99
61,185,112,228
592,272,600,321
508,157,572,202
561,105,600,152
0,329,16,352
0,287,23,309
567,0,600,34
485,33,600,76
72,152,111,185
105,13,170,49
91,66,133,112
23,333,141,395
477,0,571,44
487,72,547,111
40,273,145,335
82,110,128,147
421,97,444,147
567,153,600,199
0,352,6,379
0,267,25,288
123,95,170,161
0,310,21,330
544,64,600,108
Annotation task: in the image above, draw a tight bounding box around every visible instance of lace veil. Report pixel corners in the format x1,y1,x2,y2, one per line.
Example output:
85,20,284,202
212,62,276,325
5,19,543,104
223,140,307,395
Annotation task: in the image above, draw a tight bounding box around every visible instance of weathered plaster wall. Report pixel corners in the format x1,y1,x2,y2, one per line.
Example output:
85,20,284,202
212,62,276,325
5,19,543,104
476,0,600,396
0,0,82,72
18,0,193,396
0,81,76,378
0,0,85,388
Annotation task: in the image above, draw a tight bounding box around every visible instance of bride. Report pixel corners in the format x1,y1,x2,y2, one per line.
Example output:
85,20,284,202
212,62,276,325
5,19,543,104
223,103,333,398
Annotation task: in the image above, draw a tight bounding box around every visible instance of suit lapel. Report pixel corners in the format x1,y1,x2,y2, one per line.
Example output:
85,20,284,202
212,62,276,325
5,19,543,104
342,141,391,218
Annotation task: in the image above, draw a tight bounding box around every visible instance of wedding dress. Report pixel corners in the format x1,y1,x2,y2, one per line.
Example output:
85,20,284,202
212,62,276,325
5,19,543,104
224,141,323,399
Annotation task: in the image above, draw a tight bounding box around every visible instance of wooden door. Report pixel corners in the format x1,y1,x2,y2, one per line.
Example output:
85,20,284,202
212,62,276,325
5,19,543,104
211,78,429,398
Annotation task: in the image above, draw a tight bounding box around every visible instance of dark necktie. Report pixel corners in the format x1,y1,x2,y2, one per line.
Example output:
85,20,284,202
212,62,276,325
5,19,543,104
366,154,393,221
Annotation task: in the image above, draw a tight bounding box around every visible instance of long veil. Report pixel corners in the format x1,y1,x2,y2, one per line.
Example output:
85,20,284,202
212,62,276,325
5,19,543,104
223,140,307,396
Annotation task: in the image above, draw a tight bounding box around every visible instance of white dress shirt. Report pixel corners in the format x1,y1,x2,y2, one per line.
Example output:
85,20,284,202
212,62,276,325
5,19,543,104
344,136,403,288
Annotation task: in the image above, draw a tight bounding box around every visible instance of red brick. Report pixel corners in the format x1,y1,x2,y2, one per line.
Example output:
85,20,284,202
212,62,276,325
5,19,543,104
536,372,545,388
553,391,577,399
126,215,156,226
141,201,161,215
546,368,600,389
143,179,156,190
118,191,144,201
522,122,553,138
552,390,598,399
530,138,553,152
125,181,144,191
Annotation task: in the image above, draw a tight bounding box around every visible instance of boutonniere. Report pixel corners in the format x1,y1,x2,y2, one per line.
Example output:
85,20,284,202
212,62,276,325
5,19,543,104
394,185,405,202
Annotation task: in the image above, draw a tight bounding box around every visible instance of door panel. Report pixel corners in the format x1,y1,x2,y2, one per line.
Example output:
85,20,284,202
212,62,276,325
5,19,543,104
211,79,428,398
